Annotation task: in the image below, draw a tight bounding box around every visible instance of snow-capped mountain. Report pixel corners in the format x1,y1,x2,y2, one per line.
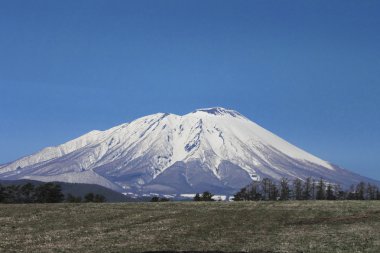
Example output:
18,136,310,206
0,107,376,195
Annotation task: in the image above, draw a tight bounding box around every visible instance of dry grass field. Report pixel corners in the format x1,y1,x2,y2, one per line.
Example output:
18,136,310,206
1,201,380,252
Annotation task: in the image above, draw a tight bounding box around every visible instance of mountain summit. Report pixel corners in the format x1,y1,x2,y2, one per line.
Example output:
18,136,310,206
0,107,375,195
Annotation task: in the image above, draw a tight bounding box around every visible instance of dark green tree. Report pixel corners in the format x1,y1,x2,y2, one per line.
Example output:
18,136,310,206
302,177,312,200
193,193,201,201
21,183,35,203
66,194,82,203
346,184,357,200
293,178,303,200
201,191,214,201
334,184,345,200
84,193,95,202
233,188,247,201
0,184,4,203
248,183,263,201
150,196,169,202
249,183,262,201
280,178,290,200
4,185,21,203
311,179,316,200
151,196,160,202
94,194,106,203
326,184,336,200
366,183,378,200
34,183,64,203
316,178,326,200
269,182,279,201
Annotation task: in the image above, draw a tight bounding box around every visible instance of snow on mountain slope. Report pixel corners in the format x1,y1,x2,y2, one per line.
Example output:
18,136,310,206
0,107,376,194
0,125,124,173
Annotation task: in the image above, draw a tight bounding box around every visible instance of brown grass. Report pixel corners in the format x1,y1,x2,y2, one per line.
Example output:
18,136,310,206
0,201,379,252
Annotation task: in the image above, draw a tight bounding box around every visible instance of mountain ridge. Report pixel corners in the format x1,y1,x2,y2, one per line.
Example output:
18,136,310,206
0,107,377,195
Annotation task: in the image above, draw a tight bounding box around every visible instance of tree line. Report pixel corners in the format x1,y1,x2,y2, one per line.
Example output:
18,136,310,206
193,191,215,201
150,196,170,202
233,177,380,201
0,182,106,203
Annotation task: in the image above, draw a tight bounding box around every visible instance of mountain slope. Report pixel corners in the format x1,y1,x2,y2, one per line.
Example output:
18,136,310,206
0,107,376,195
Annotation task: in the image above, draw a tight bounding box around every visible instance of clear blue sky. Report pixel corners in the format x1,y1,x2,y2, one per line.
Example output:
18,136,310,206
0,1,379,180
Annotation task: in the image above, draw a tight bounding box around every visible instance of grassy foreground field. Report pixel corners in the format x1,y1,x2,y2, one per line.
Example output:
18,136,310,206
0,201,380,252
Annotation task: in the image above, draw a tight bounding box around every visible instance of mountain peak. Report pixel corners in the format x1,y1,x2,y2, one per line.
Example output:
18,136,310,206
193,107,242,117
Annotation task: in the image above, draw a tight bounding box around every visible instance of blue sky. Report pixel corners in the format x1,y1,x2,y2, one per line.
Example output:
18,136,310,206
0,1,379,180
